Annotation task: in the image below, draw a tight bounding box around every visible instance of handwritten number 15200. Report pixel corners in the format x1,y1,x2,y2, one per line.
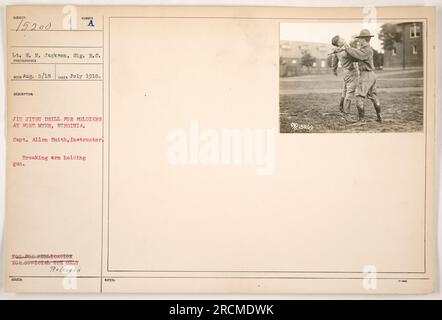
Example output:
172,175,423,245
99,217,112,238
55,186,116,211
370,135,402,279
15,18,52,31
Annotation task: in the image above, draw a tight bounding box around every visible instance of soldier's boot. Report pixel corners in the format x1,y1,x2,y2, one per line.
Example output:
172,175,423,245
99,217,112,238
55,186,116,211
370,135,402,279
356,98,365,122
344,98,352,114
357,107,365,122
372,101,382,122
369,96,382,122
339,97,345,113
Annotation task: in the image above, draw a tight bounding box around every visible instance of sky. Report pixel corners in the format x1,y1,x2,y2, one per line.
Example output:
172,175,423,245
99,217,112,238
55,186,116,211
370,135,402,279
280,22,385,52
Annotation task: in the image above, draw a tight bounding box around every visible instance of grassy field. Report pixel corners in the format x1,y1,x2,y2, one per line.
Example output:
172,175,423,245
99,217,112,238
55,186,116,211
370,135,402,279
280,69,424,133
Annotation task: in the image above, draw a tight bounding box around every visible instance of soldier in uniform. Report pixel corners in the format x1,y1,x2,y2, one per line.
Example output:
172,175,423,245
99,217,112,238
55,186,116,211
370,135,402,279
342,29,382,122
330,35,359,114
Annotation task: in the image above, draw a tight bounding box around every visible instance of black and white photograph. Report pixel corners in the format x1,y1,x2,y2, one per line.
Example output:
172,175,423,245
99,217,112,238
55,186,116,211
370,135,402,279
279,21,425,133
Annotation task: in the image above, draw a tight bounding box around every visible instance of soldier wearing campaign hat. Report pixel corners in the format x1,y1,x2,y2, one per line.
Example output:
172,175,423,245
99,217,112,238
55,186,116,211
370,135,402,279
342,29,382,122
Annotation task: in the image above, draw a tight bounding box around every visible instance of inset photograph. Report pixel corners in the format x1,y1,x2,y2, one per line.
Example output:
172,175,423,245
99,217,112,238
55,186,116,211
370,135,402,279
279,21,424,133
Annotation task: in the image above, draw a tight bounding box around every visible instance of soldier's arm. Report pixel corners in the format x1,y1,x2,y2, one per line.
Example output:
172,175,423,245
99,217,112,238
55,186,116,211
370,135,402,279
344,45,369,61
331,54,338,72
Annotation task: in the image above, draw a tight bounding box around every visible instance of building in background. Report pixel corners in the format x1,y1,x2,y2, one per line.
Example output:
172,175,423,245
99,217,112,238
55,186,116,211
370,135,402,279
383,22,423,69
280,40,334,77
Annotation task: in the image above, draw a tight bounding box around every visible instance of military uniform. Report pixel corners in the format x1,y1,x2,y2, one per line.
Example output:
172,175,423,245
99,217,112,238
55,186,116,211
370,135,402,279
344,43,378,100
331,50,358,112
343,29,382,122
